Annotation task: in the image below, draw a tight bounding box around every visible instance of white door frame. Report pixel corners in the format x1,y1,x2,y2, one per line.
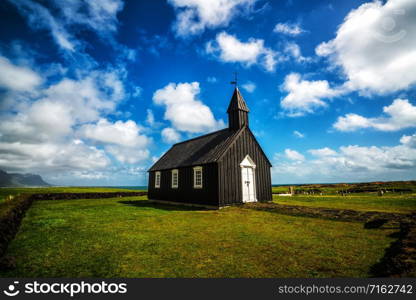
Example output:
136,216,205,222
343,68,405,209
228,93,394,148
240,155,257,203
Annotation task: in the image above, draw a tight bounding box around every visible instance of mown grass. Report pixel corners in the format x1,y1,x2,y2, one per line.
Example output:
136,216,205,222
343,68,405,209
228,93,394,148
0,196,395,278
273,194,416,214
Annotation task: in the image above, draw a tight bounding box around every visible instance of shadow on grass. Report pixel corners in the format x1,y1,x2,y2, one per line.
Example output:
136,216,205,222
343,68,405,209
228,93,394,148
118,200,206,211
369,220,416,277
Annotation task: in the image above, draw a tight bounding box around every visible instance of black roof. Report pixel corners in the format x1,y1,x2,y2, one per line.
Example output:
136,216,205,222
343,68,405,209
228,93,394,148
227,87,249,113
148,127,243,171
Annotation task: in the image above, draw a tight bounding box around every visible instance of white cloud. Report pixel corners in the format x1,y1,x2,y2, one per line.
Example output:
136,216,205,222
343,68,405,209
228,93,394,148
206,32,279,72
153,82,225,133
132,86,142,98
79,119,151,164
161,127,182,144
280,73,341,116
333,99,416,132
0,68,126,145
41,70,125,123
104,145,149,164
293,130,304,138
0,60,151,179
284,42,310,63
0,140,111,174
241,81,256,93
333,114,371,132
0,56,42,91
273,22,305,36
284,149,305,161
79,119,149,148
10,0,124,52
168,0,257,37
273,134,416,183
10,0,77,51
146,109,155,126
58,0,124,33
400,133,416,148
308,147,337,157
315,0,416,94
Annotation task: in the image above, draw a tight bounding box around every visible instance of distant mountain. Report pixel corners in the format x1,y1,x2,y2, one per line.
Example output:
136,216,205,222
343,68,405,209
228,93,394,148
0,169,50,187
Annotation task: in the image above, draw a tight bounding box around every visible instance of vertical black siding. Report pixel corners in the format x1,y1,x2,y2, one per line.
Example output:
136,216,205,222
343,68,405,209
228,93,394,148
218,128,272,206
228,110,248,130
148,163,219,206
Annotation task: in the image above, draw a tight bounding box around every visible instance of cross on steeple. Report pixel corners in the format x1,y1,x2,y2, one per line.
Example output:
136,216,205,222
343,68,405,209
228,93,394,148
230,71,238,87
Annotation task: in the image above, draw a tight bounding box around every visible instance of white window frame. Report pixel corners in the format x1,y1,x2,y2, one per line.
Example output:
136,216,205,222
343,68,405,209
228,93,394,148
193,166,203,189
171,169,179,189
155,171,161,188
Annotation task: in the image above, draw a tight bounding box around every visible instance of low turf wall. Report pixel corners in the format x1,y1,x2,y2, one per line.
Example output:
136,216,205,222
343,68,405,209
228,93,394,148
0,194,34,259
30,191,147,201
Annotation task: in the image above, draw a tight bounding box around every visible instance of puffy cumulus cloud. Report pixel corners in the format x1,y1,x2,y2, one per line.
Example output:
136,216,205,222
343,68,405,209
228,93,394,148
0,67,125,144
333,114,371,132
168,0,258,37
161,127,182,144
273,22,305,36
79,119,151,164
241,81,256,93
153,82,225,133
280,73,341,117
284,149,305,161
9,0,124,52
333,99,416,131
0,100,73,143
0,61,151,181
272,134,416,183
206,32,279,72
0,139,110,174
79,119,149,148
315,0,416,94
0,56,42,91
400,133,416,148
43,70,124,123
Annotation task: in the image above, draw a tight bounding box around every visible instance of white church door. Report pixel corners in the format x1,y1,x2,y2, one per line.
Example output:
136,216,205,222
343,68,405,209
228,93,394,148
240,155,257,203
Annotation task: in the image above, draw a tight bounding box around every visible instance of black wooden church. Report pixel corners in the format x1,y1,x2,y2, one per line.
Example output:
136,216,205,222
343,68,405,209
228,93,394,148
148,87,272,208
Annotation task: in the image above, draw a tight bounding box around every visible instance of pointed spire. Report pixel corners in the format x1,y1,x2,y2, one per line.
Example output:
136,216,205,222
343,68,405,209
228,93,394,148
227,87,249,113
227,87,249,130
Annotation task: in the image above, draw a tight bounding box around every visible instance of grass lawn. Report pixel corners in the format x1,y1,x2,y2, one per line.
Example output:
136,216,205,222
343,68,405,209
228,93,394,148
0,196,395,278
273,194,416,214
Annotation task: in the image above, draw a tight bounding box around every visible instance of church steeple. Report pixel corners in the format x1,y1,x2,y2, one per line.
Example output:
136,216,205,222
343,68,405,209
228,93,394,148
227,87,249,130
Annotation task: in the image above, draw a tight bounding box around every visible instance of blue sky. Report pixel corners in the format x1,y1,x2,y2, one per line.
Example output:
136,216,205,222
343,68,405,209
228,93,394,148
0,0,415,186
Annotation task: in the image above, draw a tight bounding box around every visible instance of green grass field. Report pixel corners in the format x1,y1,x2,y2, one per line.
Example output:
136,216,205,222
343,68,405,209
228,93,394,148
1,195,396,278
273,194,416,214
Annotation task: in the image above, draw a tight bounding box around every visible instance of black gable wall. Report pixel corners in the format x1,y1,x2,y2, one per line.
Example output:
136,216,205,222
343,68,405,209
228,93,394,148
148,163,219,206
217,128,272,206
